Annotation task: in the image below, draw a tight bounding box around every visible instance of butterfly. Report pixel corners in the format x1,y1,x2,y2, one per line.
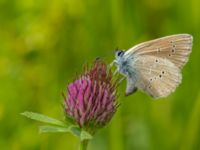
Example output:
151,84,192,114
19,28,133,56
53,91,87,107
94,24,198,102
113,34,193,99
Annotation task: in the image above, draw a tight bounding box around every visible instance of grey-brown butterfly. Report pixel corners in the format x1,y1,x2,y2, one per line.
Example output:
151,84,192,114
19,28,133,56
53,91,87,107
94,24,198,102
114,34,193,99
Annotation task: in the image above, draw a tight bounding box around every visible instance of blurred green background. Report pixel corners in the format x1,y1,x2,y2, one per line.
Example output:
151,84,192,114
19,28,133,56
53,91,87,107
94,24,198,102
0,0,199,149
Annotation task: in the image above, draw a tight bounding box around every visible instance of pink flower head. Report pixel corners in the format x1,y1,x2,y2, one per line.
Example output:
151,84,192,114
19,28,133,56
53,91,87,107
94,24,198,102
64,59,118,129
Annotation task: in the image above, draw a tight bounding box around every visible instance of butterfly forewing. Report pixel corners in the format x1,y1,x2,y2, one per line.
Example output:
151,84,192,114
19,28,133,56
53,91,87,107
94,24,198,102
133,55,182,98
125,34,193,69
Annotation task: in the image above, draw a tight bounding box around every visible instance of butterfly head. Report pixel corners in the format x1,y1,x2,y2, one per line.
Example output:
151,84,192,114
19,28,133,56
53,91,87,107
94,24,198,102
115,48,125,58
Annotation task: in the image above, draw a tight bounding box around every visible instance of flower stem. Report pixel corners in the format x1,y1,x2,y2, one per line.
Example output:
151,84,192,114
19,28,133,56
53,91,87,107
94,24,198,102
79,140,89,150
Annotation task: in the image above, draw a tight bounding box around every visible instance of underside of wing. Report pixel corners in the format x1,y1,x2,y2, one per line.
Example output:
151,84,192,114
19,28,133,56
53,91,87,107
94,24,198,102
126,34,193,69
133,55,182,98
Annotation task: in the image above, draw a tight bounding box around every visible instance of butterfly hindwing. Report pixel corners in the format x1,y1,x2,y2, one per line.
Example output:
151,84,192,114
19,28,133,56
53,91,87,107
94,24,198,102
132,55,182,98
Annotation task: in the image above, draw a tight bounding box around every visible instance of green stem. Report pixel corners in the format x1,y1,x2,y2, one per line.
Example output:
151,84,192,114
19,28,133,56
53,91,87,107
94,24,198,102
79,140,89,150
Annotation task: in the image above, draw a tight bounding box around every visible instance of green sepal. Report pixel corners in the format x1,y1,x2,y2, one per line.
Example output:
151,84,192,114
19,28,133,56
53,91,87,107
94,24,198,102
80,130,93,141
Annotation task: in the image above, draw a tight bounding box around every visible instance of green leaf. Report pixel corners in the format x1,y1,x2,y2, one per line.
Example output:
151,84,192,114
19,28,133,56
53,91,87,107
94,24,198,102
68,127,93,140
39,125,70,133
21,111,93,140
39,125,93,140
80,130,93,141
21,111,66,127
69,126,82,137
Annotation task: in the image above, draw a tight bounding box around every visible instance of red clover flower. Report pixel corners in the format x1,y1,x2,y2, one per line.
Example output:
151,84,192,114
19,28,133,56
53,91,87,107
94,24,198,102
64,59,118,133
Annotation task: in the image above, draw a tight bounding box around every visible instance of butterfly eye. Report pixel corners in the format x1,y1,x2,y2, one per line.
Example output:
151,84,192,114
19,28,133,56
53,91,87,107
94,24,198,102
116,50,124,57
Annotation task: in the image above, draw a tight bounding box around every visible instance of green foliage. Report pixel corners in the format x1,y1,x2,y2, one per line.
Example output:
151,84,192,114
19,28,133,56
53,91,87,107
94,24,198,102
80,130,93,141
39,125,70,133
21,111,92,141
21,111,66,126
39,126,92,141
0,0,199,150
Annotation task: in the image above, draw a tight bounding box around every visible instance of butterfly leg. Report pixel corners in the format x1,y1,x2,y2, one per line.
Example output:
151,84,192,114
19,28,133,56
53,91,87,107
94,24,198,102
117,76,126,85
108,61,115,69
113,69,119,76
125,76,137,96
125,87,137,96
